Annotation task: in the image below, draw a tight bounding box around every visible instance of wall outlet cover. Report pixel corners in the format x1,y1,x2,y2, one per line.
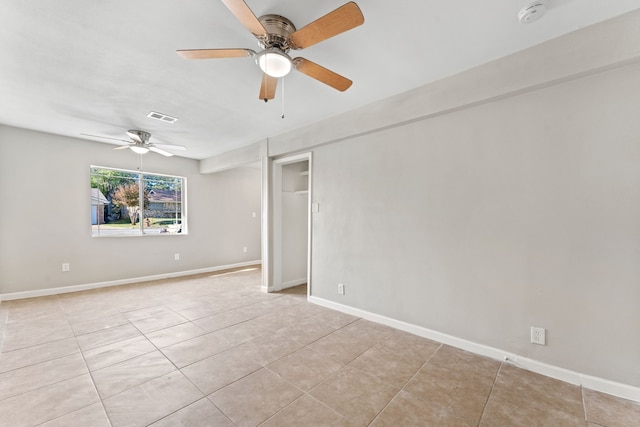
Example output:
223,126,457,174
531,326,546,345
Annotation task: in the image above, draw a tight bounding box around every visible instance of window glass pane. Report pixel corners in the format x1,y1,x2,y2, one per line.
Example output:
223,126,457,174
90,166,186,237
143,174,183,234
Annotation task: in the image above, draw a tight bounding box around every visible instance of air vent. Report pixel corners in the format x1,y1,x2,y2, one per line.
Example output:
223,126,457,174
147,111,178,124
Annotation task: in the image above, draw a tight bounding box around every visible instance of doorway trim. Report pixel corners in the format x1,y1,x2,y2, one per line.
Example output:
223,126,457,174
262,152,312,297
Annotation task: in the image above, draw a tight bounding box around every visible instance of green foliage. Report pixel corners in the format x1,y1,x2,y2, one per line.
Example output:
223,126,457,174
144,175,182,192
90,168,138,198
90,167,183,229
112,183,149,225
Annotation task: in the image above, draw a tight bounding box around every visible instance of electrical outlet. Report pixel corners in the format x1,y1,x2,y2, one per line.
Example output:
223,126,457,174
243,246,248,253
531,327,546,345
61,263,70,272
337,283,345,295
174,253,180,261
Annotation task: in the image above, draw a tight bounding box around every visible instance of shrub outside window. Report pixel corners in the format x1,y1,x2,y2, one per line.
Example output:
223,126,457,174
90,166,186,237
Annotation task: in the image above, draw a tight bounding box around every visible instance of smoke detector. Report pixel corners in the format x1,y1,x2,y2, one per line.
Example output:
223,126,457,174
518,1,547,24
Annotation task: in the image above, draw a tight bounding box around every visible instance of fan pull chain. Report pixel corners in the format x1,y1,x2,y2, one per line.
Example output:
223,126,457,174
281,77,285,119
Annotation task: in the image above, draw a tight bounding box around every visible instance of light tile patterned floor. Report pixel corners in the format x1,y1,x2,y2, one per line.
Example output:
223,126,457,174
0,267,638,426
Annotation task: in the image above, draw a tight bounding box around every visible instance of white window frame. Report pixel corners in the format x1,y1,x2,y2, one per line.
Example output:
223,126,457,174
90,165,187,237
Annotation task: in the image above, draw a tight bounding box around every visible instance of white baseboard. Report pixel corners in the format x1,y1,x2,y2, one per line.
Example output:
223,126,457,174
261,278,306,294
308,295,640,403
281,278,307,289
0,260,262,302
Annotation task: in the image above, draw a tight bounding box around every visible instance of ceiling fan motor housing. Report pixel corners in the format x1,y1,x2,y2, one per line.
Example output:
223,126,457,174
127,129,151,144
258,14,297,52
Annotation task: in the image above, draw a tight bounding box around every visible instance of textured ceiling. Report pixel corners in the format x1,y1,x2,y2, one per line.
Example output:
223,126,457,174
1,1,638,159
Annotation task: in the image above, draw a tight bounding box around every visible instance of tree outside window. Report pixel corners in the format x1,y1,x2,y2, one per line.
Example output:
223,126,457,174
90,166,186,237
112,183,149,226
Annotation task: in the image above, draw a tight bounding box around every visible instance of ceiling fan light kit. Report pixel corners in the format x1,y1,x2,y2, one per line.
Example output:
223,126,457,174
256,48,292,78
130,145,150,154
518,1,547,24
177,0,364,101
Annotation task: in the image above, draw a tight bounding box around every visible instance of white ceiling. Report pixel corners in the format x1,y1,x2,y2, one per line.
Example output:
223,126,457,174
1,1,638,160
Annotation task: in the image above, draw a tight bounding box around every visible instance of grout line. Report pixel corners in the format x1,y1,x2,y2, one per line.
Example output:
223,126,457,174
150,398,202,426
63,298,115,427
73,313,174,416
202,365,264,399
368,342,443,425
581,385,589,423
0,369,90,406
367,391,400,426
0,345,80,376
256,367,309,425
477,359,505,426
205,395,237,426
85,322,204,427
76,350,115,427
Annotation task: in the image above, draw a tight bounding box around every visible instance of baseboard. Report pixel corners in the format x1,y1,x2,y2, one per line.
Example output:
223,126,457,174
281,278,307,289
261,277,306,294
0,260,262,302
308,295,640,403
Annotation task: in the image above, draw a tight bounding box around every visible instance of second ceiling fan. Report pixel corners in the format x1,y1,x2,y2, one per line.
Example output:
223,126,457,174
177,0,364,101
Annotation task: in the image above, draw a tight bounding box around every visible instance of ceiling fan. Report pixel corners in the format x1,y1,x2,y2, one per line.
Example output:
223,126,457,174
81,130,187,156
177,0,364,101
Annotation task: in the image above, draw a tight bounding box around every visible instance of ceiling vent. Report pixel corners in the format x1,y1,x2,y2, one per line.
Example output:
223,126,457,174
147,111,178,124
518,1,547,24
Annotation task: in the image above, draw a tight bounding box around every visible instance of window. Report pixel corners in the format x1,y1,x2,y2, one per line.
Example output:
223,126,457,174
90,166,186,237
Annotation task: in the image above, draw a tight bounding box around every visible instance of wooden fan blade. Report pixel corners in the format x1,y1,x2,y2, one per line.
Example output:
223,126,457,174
114,145,130,150
259,74,278,101
149,146,174,157
293,58,352,92
221,0,267,38
176,48,255,60
290,2,364,49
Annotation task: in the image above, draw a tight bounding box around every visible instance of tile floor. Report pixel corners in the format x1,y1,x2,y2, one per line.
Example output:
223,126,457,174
0,267,638,426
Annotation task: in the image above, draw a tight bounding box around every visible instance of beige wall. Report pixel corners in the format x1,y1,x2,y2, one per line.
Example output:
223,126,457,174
256,10,640,388
281,161,309,287
0,125,262,295
310,62,640,387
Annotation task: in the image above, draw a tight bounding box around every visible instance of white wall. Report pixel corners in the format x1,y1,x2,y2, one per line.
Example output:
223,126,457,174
281,161,309,287
309,61,640,387
0,125,261,295
248,10,640,389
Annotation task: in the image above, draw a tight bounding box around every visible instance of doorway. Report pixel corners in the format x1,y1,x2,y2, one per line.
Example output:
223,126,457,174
268,153,311,296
